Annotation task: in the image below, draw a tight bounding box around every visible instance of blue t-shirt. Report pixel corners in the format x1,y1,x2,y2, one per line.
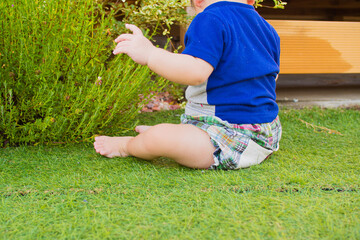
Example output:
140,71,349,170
182,1,280,124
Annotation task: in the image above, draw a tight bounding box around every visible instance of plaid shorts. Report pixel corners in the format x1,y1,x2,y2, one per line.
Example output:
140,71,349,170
181,114,282,170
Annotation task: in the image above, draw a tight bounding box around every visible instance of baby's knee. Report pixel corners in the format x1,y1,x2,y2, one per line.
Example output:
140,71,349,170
138,123,173,150
142,123,172,141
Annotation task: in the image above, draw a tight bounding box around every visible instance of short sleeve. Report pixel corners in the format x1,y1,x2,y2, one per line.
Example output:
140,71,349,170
182,13,225,69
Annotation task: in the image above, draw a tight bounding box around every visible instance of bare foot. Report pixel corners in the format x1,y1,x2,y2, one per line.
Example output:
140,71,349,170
94,136,133,158
135,125,152,133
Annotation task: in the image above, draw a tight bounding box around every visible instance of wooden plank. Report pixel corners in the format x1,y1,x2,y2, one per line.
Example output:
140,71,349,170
268,20,360,74
277,74,360,87
259,9,360,21
275,0,360,9
257,0,360,21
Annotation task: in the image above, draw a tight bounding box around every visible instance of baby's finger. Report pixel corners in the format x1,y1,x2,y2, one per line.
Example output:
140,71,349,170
115,34,134,43
113,42,129,55
113,47,124,55
125,24,143,36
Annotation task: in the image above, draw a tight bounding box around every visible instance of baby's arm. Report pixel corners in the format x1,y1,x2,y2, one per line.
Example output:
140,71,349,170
113,24,213,86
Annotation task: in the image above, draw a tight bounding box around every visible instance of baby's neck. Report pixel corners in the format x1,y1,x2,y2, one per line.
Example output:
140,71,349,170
196,0,251,14
214,0,248,4
208,0,250,7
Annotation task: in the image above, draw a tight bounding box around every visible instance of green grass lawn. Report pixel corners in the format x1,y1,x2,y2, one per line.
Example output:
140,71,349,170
1,108,359,239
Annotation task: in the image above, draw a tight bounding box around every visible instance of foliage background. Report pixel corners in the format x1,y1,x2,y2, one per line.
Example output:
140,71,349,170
0,0,173,147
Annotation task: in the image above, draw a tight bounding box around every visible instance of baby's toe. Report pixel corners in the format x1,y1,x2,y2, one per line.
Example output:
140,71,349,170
95,136,106,143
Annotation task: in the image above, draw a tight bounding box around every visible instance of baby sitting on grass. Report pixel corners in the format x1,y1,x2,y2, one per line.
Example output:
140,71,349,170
94,0,282,170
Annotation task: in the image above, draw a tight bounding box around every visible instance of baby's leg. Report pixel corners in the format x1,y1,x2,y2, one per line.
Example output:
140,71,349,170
94,123,216,169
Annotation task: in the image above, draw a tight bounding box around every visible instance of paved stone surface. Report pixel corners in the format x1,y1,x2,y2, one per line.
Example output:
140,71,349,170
276,86,360,108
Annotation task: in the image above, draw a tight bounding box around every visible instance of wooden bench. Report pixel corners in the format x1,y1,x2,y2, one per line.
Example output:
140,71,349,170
268,20,360,74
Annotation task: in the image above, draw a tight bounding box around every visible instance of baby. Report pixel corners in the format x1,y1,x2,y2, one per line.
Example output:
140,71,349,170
94,0,282,170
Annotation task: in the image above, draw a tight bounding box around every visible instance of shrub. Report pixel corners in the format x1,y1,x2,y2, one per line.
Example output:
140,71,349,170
96,0,191,52
255,0,287,9
113,0,190,36
0,0,166,146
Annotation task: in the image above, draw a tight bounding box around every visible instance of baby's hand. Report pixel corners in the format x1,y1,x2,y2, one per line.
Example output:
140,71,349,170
113,24,155,66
